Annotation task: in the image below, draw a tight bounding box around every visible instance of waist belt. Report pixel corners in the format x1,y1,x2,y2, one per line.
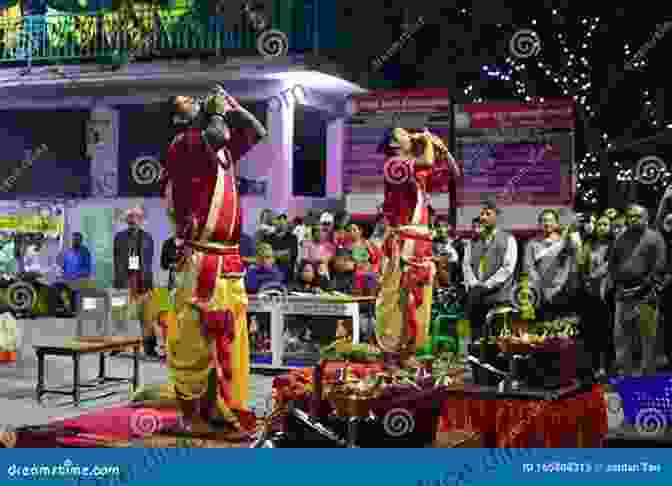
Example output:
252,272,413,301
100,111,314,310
187,241,239,255
393,225,433,243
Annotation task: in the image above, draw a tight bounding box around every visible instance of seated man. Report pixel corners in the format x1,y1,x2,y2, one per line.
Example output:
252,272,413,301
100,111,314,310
244,243,284,293
463,200,518,340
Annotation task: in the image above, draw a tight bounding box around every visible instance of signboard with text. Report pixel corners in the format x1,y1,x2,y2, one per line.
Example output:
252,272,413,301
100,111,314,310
344,89,453,217
455,99,576,208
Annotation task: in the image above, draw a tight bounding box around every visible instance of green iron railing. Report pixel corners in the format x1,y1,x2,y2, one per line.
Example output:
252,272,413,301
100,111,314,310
0,1,321,66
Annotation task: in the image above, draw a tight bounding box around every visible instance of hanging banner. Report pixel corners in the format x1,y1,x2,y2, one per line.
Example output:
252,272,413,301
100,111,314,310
0,202,64,238
348,88,451,115
459,99,575,129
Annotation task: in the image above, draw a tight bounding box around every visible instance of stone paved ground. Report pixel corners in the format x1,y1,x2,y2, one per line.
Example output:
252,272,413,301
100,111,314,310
3,317,671,444
0,317,274,428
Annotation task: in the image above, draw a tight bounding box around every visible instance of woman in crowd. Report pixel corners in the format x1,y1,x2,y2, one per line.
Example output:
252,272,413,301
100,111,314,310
579,215,613,378
333,211,352,248
347,222,381,295
524,209,581,322
317,212,337,264
299,224,321,264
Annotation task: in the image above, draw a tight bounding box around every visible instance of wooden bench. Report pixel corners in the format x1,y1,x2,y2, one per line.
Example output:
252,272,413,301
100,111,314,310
33,336,142,407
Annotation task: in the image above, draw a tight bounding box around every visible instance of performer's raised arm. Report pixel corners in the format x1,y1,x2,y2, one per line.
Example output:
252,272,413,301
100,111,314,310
204,88,267,161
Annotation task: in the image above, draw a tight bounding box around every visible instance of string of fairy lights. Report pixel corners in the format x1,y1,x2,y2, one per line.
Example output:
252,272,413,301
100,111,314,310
452,7,667,205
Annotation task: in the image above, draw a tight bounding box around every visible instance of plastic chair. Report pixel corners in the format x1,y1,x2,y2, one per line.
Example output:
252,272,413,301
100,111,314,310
484,305,514,338
75,288,110,337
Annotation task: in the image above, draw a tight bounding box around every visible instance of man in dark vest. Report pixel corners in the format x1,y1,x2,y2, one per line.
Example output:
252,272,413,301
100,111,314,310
462,200,518,340
113,206,155,356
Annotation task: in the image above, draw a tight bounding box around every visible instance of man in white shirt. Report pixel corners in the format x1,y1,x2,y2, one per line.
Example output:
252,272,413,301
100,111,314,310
462,200,518,340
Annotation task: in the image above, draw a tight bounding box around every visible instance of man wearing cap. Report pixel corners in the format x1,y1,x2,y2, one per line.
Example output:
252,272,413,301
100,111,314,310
462,200,518,340
162,88,266,433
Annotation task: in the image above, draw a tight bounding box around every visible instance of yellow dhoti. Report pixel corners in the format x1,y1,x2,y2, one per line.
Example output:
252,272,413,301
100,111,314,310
167,256,249,421
375,227,435,352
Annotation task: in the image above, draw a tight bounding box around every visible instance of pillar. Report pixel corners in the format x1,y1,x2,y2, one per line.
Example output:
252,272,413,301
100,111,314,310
87,105,119,198
326,118,344,198
266,91,295,217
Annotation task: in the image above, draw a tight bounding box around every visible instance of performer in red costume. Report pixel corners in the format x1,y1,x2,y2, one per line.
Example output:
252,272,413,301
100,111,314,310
375,127,459,364
161,87,266,434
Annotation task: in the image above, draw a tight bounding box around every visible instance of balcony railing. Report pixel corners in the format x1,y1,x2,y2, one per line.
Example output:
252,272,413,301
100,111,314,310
0,1,321,66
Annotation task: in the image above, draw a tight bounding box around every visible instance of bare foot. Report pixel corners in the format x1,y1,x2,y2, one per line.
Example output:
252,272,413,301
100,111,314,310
402,356,420,368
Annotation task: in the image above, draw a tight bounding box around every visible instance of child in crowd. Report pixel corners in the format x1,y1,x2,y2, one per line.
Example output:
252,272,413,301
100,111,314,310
290,260,329,293
244,243,284,293
610,212,627,241
326,247,356,294
299,224,319,263
292,217,308,244
333,211,352,248
348,222,380,295
317,212,337,263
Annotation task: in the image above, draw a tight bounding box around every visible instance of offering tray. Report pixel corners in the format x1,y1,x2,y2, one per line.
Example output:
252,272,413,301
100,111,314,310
325,385,383,418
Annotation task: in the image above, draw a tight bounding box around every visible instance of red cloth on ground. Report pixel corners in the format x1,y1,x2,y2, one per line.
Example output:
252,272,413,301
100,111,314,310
272,367,607,448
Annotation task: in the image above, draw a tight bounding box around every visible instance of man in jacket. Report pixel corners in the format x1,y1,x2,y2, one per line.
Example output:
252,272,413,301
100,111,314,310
607,204,666,376
113,206,155,356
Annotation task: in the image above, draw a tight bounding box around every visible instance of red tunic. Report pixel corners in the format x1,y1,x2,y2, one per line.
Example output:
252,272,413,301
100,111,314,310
382,157,434,228
162,127,260,243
